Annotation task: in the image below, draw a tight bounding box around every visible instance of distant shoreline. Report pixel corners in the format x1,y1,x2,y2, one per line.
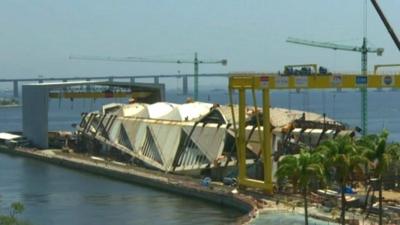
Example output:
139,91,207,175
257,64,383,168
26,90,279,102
0,104,21,108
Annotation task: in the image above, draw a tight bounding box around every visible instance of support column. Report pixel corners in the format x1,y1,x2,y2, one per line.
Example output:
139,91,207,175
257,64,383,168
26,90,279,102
62,80,68,92
108,77,114,82
194,52,199,100
130,77,135,83
86,78,91,92
182,76,188,95
13,80,19,98
238,88,246,183
22,85,49,148
262,88,273,194
361,37,368,136
154,77,159,84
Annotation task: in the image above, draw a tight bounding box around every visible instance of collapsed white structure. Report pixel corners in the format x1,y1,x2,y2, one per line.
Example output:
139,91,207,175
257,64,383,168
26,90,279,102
78,101,352,175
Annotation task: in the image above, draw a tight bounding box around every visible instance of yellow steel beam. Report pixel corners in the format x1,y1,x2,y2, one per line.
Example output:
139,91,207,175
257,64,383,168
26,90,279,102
238,88,247,182
232,85,275,193
229,73,400,193
240,178,270,190
262,88,273,193
230,74,400,90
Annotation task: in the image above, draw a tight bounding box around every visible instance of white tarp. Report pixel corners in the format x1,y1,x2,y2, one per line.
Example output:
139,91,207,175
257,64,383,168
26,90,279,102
0,132,22,140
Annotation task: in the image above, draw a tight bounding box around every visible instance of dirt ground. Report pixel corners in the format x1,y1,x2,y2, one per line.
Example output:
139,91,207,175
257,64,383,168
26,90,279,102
383,190,400,203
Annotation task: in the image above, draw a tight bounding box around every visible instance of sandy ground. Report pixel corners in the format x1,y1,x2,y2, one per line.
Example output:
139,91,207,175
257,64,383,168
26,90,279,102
383,190,400,202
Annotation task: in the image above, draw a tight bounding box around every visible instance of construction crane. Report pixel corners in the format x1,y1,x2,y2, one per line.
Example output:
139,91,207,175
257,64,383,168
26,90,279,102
370,0,400,51
287,37,384,56
287,0,400,136
286,37,384,136
69,53,227,100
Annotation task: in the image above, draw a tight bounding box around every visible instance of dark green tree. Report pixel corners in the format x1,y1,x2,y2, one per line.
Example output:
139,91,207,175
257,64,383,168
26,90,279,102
0,200,31,225
318,135,366,225
357,130,400,225
276,149,324,225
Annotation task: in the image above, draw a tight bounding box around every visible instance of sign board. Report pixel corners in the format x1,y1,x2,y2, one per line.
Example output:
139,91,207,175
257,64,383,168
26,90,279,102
260,76,269,88
331,75,342,87
355,76,368,87
295,76,308,88
382,75,394,87
275,76,289,88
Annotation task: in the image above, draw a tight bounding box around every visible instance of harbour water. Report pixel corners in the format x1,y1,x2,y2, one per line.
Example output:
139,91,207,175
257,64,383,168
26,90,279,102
1,86,400,225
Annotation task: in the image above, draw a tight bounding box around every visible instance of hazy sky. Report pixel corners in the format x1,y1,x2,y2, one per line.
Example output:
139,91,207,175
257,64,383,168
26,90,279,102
0,0,399,80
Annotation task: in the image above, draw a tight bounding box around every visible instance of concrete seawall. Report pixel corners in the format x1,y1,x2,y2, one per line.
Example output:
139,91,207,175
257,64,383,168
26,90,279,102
0,146,258,224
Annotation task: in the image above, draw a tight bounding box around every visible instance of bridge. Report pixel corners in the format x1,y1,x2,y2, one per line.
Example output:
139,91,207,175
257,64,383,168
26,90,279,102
0,73,230,98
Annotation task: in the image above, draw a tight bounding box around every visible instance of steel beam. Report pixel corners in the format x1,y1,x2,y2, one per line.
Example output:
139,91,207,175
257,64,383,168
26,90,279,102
237,88,246,182
0,73,229,83
182,76,188,95
262,88,273,193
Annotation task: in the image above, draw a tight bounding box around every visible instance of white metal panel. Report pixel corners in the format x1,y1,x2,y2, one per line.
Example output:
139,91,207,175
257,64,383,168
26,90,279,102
309,129,324,145
146,102,176,119
119,103,148,117
108,120,122,142
101,103,122,115
147,123,182,170
120,119,144,152
324,129,335,139
161,102,213,121
291,128,303,140
185,123,226,161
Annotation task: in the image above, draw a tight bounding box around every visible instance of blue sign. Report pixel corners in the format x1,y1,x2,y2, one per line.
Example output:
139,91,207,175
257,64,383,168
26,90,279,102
356,76,368,86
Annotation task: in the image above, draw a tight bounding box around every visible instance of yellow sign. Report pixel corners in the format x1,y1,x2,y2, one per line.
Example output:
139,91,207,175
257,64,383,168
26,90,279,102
229,74,400,90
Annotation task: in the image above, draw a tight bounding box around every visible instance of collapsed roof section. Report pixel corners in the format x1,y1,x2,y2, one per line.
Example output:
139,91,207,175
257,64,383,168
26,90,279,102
101,102,342,130
78,101,350,174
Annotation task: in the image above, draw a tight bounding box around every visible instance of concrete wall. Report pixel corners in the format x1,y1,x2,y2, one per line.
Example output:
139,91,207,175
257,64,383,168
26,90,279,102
22,85,49,148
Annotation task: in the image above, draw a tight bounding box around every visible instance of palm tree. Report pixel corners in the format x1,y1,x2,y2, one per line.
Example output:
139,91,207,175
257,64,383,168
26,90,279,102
387,142,400,190
318,135,366,225
276,149,324,225
357,130,400,225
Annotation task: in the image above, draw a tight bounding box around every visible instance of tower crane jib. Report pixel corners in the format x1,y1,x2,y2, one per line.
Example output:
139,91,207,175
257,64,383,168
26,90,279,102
69,53,227,100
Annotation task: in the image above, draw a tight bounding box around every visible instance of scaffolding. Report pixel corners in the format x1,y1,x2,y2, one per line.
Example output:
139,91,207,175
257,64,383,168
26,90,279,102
229,73,400,193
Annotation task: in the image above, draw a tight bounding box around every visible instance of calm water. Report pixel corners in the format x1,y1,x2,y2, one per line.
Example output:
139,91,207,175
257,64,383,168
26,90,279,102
0,153,241,225
1,87,400,225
